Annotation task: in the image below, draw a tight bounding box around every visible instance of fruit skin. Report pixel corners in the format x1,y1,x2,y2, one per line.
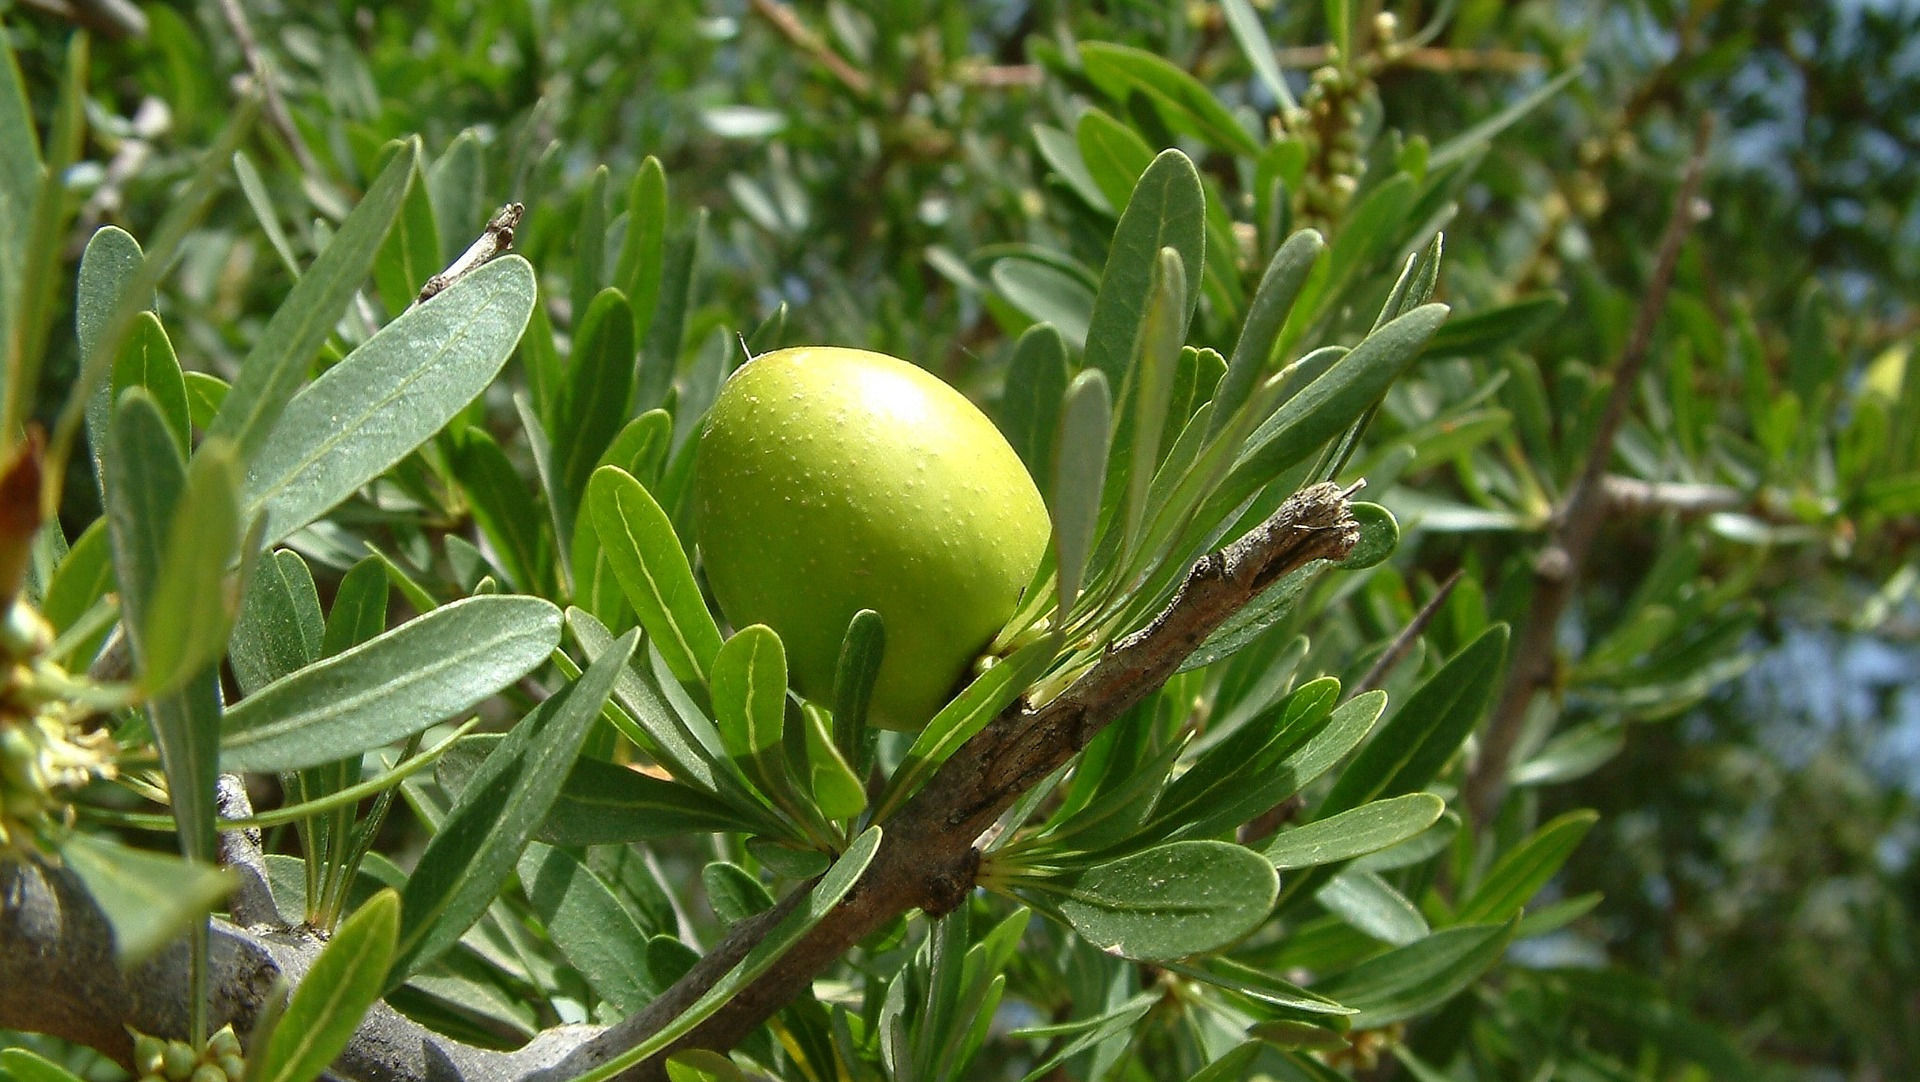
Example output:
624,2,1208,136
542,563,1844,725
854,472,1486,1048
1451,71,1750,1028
694,346,1050,731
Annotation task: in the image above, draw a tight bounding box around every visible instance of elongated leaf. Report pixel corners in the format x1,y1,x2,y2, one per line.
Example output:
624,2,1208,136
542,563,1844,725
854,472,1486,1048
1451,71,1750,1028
1052,840,1277,962
1118,248,1188,567
1423,292,1565,359
141,440,246,696
210,142,416,461
41,518,111,637
323,556,391,656
1263,793,1446,870
105,390,220,862
801,702,866,821
1428,68,1581,170
567,608,727,795
993,259,1093,349
1319,870,1429,946
252,890,398,1082
1211,304,1449,520
1000,323,1071,479
242,255,536,545
518,844,654,1011
617,156,669,345
59,833,235,965
1013,994,1159,1082
1316,625,1508,817
571,827,882,1082
0,1049,86,1082
554,288,636,536
1211,230,1326,435
1053,370,1112,615
637,211,704,410
221,595,562,773
229,549,323,696
439,733,757,842
1312,920,1517,1028
78,227,147,477
1455,810,1598,924
372,151,439,315
587,465,723,686
830,608,884,769
1221,0,1295,110
711,624,798,804
573,166,610,324
112,312,190,456
450,428,547,595
1078,43,1261,157
1075,109,1155,213
1083,150,1206,386
388,628,637,986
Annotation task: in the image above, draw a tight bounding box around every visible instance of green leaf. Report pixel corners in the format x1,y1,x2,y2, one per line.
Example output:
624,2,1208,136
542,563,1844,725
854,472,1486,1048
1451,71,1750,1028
1075,108,1155,213
1117,247,1189,570
711,624,800,806
553,288,637,539
183,371,229,430
1033,123,1112,214
323,556,391,656
59,833,235,965
1000,323,1071,480
587,465,724,686
1422,292,1565,359
210,141,417,462
876,635,1058,821
41,518,111,638
242,254,536,546
1053,370,1112,615
372,151,440,314
992,258,1093,350
1221,0,1295,111
1263,793,1446,869
221,595,562,773
637,210,704,410
1078,43,1261,157
233,150,301,277
1454,810,1598,924
1336,502,1398,570
77,226,147,477
0,1049,87,1082
801,703,866,821
617,156,669,345
112,312,191,457
1052,840,1277,962
573,166,610,324
450,428,547,595
229,549,323,695
830,608,884,771
1427,68,1581,171
1210,229,1326,437
518,844,654,1011
1316,625,1508,818
1213,304,1449,522
1319,869,1430,945
703,862,774,926
1083,150,1205,387
439,734,758,843
388,628,637,986
140,440,247,696
105,389,221,862
1312,920,1517,1028
252,889,398,1082
568,826,883,1082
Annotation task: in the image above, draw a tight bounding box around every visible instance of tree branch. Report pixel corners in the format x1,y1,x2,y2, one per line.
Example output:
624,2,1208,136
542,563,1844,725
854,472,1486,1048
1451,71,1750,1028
3,484,1359,1082
1465,114,1715,827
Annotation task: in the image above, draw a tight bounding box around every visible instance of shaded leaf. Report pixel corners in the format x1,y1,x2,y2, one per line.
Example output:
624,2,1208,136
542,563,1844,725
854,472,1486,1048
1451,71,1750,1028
1052,840,1277,962
252,890,398,1082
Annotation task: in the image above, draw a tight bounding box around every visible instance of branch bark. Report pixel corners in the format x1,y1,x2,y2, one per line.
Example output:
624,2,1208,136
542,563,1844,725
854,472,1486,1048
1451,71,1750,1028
3,483,1359,1082
1464,114,1715,827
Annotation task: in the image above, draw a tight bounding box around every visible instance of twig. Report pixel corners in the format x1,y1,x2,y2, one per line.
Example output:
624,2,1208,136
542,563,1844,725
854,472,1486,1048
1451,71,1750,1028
18,0,147,39
1465,114,1715,827
214,0,321,177
215,775,281,930
747,0,874,99
417,203,524,304
1274,44,1546,74
1354,569,1462,696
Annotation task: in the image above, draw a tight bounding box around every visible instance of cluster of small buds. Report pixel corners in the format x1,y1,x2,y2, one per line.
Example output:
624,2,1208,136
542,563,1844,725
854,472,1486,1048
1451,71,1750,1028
1,599,118,861
131,1025,245,1082
1284,61,1367,226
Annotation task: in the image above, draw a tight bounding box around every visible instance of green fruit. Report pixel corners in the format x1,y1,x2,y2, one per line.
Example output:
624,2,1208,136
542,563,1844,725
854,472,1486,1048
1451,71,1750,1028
694,346,1050,731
